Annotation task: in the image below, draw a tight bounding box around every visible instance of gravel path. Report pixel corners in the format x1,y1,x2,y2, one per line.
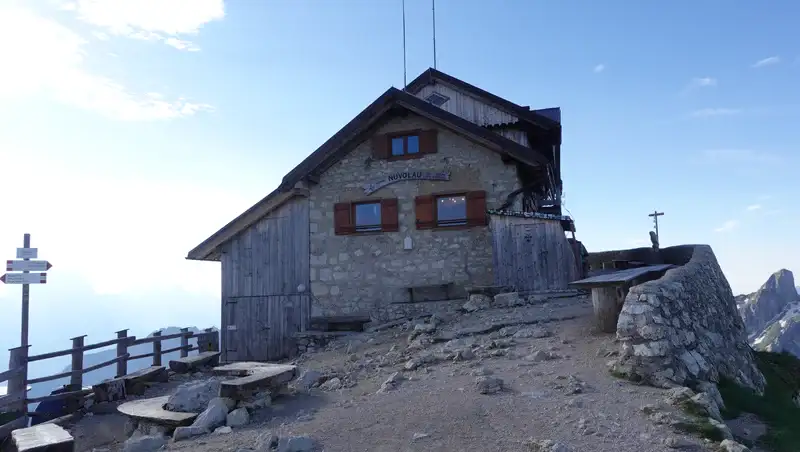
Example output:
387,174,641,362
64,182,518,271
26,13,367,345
71,296,714,451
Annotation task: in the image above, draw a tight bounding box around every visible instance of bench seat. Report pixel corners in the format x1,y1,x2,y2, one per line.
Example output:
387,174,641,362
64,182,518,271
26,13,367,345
570,264,675,333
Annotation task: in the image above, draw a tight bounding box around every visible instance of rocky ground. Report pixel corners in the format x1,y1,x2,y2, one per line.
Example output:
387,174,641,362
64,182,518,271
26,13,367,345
68,294,758,452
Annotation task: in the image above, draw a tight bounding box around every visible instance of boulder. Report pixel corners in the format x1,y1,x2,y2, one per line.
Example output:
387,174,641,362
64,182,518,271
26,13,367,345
166,378,221,413
173,426,208,441
226,407,250,427
190,397,230,431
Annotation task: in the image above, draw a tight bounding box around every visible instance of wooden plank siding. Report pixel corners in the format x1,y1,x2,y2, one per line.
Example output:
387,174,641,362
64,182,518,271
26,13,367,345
490,215,578,292
414,82,520,127
220,197,310,362
494,128,530,147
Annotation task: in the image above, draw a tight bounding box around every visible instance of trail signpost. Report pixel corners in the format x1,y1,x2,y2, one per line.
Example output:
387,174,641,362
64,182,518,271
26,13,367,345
2,234,53,347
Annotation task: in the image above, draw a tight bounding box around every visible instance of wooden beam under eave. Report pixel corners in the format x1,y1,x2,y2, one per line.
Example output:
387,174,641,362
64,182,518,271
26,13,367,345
305,173,320,184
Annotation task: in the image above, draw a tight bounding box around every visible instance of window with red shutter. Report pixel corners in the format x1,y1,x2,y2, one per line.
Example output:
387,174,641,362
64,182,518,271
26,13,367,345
466,190,488,226
334,202,354,235
415,195,435,229
415,190,487,230
419,129,438,154
372,134,390,159
380,198,399,232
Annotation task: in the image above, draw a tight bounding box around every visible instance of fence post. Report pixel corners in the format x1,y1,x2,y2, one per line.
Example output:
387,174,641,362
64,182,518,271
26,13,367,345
70,335,86,389
179,328,190,358
115,329,129,377
7,346,30,427
152,331,162,366
204,328,219,352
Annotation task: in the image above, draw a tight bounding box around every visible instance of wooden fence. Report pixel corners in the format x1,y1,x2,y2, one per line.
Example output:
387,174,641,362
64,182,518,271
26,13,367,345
0,327,219,439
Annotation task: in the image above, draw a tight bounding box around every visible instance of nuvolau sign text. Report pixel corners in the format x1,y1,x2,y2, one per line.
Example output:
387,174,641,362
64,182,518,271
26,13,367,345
363,170,451,195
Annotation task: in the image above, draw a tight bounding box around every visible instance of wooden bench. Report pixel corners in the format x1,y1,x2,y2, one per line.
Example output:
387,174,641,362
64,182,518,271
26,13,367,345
93,365,169,403
569,264,675,333
406,282,454,303
117,395,197,427
309,315,371,332
212,362,297,400
168,351,221,374
10,423,74,452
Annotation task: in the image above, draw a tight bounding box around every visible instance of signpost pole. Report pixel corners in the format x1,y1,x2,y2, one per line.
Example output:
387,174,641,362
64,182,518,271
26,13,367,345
20,233,30,347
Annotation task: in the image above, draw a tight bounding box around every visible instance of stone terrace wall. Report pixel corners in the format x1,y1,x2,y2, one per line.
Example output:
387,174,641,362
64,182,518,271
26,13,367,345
610,245,766,393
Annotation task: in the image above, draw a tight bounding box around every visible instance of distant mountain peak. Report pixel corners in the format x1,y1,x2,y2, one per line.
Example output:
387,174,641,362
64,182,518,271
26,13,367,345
739,269,800,358
761,269,798,301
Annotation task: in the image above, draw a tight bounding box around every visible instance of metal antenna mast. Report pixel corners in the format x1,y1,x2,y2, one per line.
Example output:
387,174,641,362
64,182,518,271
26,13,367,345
432,0,437,69
402,0,408,89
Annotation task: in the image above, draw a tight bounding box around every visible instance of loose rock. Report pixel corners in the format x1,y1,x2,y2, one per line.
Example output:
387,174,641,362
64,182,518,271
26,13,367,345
122,434,167,452
719,439,751,452
319,377,343,391
475,376,503,394
276,435,317,452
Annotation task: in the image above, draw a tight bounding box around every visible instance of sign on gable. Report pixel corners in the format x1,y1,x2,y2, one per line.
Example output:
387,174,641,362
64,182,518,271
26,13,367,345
363,169,450,195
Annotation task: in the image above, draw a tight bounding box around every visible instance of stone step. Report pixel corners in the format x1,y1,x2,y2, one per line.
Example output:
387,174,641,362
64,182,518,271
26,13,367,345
10,423,74,452
117,396,197,427
168,351,221,374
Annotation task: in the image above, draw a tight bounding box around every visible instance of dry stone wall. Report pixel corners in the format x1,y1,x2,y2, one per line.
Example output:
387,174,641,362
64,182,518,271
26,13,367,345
610,245,766,393
308,114,522,321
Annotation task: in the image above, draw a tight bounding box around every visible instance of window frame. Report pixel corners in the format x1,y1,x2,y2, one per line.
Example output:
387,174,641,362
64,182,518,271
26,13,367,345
434,193,468,228
387,130,423,160
352,200,383,233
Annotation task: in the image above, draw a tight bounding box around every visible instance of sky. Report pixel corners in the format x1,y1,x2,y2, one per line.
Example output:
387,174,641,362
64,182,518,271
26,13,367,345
0,0,798,374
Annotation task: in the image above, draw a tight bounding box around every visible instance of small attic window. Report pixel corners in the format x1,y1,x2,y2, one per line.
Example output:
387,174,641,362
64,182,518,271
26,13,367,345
425,91,450,107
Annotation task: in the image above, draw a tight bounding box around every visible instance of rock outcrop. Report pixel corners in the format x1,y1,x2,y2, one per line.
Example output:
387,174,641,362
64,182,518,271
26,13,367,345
610,245,766,393
736,269,800,358
737,269,799,336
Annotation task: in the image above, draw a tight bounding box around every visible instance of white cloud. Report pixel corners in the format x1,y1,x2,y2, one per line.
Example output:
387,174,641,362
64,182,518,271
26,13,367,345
690,108,743,118
752,56,780,68
746,204,762,211
66,0,225,51
593,64,605,73
0,5,213,121
714,220,739,233
0,151,249,298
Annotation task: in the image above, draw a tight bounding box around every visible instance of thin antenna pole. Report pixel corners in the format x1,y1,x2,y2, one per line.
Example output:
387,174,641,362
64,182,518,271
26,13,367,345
402,0,408,89
432,0,437,69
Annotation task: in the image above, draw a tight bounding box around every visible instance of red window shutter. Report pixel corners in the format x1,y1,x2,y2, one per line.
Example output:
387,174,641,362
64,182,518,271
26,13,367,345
371,134,390,159
466,191,488,227
380,198,399,232
419,129,438,154
415,195,435,229
334,202,354,235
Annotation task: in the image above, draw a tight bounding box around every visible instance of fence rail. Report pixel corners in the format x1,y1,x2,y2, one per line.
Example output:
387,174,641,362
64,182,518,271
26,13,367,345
0,327,219,440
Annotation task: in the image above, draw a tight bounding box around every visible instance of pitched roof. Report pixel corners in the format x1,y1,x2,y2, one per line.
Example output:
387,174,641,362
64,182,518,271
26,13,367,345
187,70,560,262
278,86,551,192
405,68,562,130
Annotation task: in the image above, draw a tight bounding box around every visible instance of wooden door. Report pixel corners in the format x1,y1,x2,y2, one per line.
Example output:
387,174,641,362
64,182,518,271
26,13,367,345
224,294,308,362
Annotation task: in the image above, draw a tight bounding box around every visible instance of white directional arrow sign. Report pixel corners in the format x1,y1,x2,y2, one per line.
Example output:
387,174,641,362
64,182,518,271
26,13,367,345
0,273,47,284
6,260,52,272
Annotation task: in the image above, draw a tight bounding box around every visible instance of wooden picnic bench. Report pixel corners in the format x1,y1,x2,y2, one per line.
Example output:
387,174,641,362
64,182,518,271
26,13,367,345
569,264,675,333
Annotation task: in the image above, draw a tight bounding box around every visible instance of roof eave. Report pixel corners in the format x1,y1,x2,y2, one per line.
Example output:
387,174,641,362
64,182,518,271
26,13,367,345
186,188,308,262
